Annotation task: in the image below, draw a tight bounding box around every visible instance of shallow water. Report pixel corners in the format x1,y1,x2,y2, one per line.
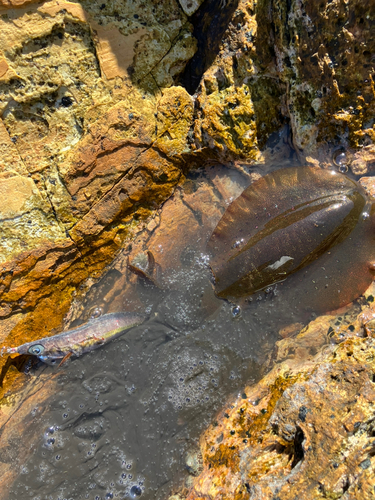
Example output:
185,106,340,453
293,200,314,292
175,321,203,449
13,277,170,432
9,253,296,500
7,153,355,500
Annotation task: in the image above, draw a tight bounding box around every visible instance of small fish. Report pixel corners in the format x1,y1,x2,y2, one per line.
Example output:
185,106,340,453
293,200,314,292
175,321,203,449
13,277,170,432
2,312,145,366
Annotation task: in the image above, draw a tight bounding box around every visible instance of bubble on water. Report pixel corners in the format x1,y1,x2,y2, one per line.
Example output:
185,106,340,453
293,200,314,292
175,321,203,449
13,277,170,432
83,376,113,394
333,149,351,171
105,493,113,499
362,212,370,220
167,349,220,409
231,238,244,249
198,253,210,266
90,307,103,319
338,164,348,173
73,417,107,440
31,406,39,417
130,485,142,497
231,305,241,317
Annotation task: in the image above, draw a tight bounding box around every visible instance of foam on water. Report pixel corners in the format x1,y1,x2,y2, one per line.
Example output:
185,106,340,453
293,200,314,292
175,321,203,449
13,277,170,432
9,250,286,500
8,162,318,500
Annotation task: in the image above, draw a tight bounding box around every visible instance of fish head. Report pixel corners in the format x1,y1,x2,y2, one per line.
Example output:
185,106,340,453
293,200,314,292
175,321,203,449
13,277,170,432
3,342,47,357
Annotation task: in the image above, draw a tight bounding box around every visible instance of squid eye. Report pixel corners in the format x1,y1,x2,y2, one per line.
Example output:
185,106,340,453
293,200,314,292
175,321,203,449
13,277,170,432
28,344,45,355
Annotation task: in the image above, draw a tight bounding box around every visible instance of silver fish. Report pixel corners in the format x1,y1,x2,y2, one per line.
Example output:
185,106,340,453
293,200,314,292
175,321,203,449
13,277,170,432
2,312,145,365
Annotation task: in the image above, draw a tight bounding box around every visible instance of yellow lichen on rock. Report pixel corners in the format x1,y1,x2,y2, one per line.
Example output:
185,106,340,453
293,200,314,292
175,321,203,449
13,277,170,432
189,0,283,161
195,81,258,159
184,308,375,499
155,86,194,156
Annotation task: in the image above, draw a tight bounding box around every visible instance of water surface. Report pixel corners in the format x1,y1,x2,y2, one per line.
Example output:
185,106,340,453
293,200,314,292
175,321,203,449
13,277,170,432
9,156,323,500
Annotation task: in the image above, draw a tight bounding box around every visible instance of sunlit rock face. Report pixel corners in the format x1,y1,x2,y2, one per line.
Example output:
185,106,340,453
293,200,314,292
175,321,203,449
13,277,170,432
0,0,195,347
184,0,375,165
184,305,375,500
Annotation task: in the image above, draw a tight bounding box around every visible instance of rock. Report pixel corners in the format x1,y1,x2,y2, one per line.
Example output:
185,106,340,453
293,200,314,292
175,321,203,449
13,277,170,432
1,0,375,497
0,174,66,261
352,145,375,176
0,0,40,6
184,0,375,163
184,308,375,499
0,0,195,365
359,175,375,198
178,0,205,17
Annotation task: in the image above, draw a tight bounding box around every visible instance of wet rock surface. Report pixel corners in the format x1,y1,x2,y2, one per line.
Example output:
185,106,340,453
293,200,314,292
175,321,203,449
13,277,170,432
183,300,375,500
